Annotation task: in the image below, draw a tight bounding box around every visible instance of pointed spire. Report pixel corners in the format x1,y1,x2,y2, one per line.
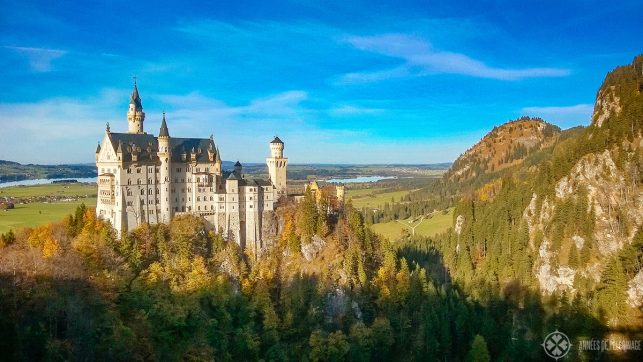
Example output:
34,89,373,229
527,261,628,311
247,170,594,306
106,122,111,133
129,77,142,110
116,140,123,154
159,112,169,137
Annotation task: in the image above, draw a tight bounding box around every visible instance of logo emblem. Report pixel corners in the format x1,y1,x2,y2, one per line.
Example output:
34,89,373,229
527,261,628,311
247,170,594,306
542,330,571,360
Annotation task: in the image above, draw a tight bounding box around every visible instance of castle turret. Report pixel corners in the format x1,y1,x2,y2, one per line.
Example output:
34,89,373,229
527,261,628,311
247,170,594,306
127,80,145,134
266,136,288,197
158,112,171,222
234,161,242,176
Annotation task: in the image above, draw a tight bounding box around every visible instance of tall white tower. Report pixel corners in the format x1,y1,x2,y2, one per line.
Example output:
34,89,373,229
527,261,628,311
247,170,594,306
158,113,172,222
127,80,145,134
266,136,288,197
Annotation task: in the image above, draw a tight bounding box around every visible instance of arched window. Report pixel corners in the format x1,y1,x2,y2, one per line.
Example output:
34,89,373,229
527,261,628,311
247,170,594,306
148,189,153,195
140,189,145,195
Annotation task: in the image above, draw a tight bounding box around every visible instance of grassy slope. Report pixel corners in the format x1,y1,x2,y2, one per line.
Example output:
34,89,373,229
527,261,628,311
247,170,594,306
0,183,97,233
370,207,454,241
347,188,413,209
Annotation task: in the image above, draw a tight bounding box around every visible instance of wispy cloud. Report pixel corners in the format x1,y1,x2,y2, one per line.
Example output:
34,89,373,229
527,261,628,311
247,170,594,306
520,104,593,127
3,46,67,72
329,105,385,116
340,34,570,82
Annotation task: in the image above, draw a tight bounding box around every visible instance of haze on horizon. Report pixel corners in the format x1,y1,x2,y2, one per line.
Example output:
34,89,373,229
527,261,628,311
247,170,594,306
0,0,641,165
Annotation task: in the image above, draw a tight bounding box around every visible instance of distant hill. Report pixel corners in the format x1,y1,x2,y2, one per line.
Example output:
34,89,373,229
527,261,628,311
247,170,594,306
0,161,97,183
446,117,561,183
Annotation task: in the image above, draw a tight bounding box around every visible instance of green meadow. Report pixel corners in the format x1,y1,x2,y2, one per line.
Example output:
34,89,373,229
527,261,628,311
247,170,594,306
370,207,454,241
347,188,413,209
0,183,97,234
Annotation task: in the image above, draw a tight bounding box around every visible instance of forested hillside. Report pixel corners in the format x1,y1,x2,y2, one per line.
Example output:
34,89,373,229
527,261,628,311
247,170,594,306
423,55,643,330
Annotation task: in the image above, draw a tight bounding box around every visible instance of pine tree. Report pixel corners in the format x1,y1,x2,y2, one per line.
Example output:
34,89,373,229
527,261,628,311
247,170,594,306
467,334,490,362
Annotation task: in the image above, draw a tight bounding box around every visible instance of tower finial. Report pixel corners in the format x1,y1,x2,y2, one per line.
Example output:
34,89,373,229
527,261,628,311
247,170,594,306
133,75,137,86
106,122,110,133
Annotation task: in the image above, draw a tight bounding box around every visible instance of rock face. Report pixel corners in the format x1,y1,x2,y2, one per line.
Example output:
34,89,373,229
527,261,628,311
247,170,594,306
627,270,643,307
592,86,621,128
301,235,326,261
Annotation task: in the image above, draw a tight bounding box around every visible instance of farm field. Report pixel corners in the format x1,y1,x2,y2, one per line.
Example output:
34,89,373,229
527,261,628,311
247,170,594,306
0,183,97,233
370,207,454,241
0,183,96,198
347,188,413,209
0,198,97,233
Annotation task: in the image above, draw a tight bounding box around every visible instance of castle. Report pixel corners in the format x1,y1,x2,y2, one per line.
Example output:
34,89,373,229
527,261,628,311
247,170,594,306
95,82,287,249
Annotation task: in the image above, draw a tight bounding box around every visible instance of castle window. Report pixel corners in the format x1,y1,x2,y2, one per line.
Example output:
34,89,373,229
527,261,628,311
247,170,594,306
127,190,132,196
137,179,141,185
140,189,144,195
156,188,159,193
211,205,214,210
197,196,201,201
148,189,152,195
176,168,181,172
220,205,224,210
249,196,253,200
249,205,253,208
137,168,141,173
219,196,224,201
128,179,131,185
210,196,213,201
198,206,201,211
140,200,145,205
127,168,131,174
148,178,152,184
182,206,185,212
127,201,132,206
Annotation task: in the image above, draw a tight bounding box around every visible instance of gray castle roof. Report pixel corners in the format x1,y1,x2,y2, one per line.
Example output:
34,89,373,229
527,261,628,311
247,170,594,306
130,83,142,110
270,136,283,144
159,114,169,137
108,133,217,163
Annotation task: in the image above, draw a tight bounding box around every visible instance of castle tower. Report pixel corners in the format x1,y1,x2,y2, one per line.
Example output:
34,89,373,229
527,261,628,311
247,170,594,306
158,113,171,222
266,136,288,197
127,80,145,134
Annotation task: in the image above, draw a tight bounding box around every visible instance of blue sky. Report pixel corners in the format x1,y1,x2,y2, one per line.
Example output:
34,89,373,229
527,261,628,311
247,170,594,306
0,0,641,164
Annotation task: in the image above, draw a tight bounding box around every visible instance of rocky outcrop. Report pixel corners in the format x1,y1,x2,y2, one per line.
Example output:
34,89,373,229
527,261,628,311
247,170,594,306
301,234,326,261
627,270,643,307
555,150,642,256
592,86,621,128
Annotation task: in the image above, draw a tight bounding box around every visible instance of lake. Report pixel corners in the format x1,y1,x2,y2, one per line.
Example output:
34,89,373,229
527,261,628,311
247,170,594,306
0,177,98,188
325,176,396,183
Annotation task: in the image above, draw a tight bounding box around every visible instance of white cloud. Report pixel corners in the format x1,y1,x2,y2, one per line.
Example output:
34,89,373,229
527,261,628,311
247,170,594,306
329,105,385,116
341,34,570,82
3,46,67,72
520,104,593,127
